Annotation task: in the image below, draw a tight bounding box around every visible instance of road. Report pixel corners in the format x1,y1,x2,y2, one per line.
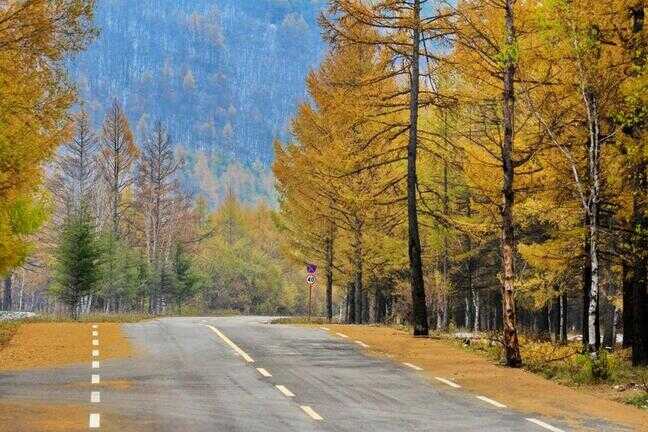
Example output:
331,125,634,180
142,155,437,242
1,316,594,431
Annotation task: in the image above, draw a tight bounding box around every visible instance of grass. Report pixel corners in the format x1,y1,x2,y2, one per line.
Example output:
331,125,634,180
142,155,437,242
271,316,336,325
0,321,20,350
452,331,648,410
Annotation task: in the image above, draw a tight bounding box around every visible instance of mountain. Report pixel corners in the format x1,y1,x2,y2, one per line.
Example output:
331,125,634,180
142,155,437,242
67,0,327,205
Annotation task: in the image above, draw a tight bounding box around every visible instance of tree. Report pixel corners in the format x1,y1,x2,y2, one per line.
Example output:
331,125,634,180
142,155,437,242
170,243,200,314
52,207,102,319
320,0,453,335
98,100,138,238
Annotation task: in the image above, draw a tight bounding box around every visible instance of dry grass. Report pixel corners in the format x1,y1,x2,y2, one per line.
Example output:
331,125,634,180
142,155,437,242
0,322,133,371
322,324,648,432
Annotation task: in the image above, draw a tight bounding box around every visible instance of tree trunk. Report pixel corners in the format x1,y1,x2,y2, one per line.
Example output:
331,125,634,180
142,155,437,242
407,0,429,336
622,261,634,347
585,88,601,355
631,163,648,365
498,0,522,367
353,220,363,324
325,230,334,323
347,281,356,324
2,275,12,311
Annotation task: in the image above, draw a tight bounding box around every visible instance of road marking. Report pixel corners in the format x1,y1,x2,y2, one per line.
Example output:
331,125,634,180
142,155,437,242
92,339,99,346
92,330,98,337
92,324,98,329
355,340,369,348
335,332,348,338
300,405,323,421
92,350,99,357
275,385,295,397
257,367,272,377
91,374,100,384
403,362,423,371
89,413,100,428
319,326,330,331
435,377,461,388
91,391,100,403
92,360,100,369
476,395,506,408
526,418,565,432
203,325,254,363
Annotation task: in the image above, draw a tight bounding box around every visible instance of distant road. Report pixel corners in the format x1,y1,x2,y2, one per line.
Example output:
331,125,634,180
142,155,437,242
1,316,580,431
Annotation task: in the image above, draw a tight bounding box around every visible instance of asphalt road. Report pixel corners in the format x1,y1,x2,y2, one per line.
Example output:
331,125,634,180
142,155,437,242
0,316,622,431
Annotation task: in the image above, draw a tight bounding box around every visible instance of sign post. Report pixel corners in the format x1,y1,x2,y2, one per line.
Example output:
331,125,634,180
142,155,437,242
306,264,317,321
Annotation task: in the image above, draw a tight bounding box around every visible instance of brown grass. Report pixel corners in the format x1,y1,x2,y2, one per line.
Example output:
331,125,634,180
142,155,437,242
0,402,151,432
0,322,133,371
325,324,648,432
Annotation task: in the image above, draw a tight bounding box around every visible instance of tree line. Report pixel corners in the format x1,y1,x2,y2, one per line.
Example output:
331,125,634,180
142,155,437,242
274,0,648,367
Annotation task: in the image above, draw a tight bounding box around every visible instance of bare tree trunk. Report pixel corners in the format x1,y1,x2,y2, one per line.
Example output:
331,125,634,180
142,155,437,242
560,293,568,344
632,165,648,365
3,274,12,311
353,219,363,324
325,228,334,323
622,261,634,347
498,0,522,367
407,0,429,336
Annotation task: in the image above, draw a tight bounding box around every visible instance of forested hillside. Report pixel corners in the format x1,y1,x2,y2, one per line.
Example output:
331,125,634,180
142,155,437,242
67,0,326,205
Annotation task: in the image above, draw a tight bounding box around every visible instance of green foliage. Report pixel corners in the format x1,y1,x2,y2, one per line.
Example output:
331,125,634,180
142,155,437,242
98,233,149,308
52,210,102,318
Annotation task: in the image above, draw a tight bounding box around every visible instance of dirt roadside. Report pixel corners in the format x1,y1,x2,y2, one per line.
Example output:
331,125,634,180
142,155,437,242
0,322,133,371
323,324,647,432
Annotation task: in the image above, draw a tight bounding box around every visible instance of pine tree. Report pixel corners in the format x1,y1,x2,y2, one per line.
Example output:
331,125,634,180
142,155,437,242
53,208,102,319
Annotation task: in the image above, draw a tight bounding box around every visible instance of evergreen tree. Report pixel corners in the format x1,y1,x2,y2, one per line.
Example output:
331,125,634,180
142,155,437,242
53,208,102,319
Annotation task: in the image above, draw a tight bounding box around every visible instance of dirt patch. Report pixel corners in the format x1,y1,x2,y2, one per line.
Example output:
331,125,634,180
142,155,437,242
325,324,648,432
0,402,151,432
0,322,133,371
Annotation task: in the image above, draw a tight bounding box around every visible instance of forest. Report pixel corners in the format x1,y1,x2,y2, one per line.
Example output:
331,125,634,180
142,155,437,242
0,0,647,376
273,0,648,368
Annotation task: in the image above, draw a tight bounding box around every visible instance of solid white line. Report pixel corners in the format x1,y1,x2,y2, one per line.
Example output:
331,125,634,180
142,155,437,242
92,350,99,357
526,418,565,432
476,395,506,408
204,325,254,363
319,326,330,331
403,362,423,371
435,377,461,388
300,405,323,421
91,374,100,384
92,324,98,329
256,367,272,377
275,385,295,397
89,413,100,428
335,332,348,338
91,391,100,403
355,340,369,348
92,339,99,346
92,360,100,369
92,330,98,337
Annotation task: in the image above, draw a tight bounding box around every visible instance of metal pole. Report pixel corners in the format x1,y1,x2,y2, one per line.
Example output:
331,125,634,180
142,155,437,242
308,284,312,322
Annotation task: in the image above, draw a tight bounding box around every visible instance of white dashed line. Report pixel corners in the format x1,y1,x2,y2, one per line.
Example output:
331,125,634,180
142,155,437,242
92,339,99,346
256,367,272,377
476,395,506,408
92,350,99,357
275,385,295,397
319,326,330,331
92,360,100,369
355,340,369,348
89,413,100,428
92,324,98,329
300,405,323,420
92,330,98,337
91,374,100,384
91,391,100,403
203,325,254,363
403,362,423,371
335,332,348,338
526,418,565,432
435,377,461,388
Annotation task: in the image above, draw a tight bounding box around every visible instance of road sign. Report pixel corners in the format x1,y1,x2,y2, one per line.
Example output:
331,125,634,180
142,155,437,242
306,274,316,285
306,263,317,274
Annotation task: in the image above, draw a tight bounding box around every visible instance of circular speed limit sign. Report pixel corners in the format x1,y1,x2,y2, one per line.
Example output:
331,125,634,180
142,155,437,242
306,274,316,285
